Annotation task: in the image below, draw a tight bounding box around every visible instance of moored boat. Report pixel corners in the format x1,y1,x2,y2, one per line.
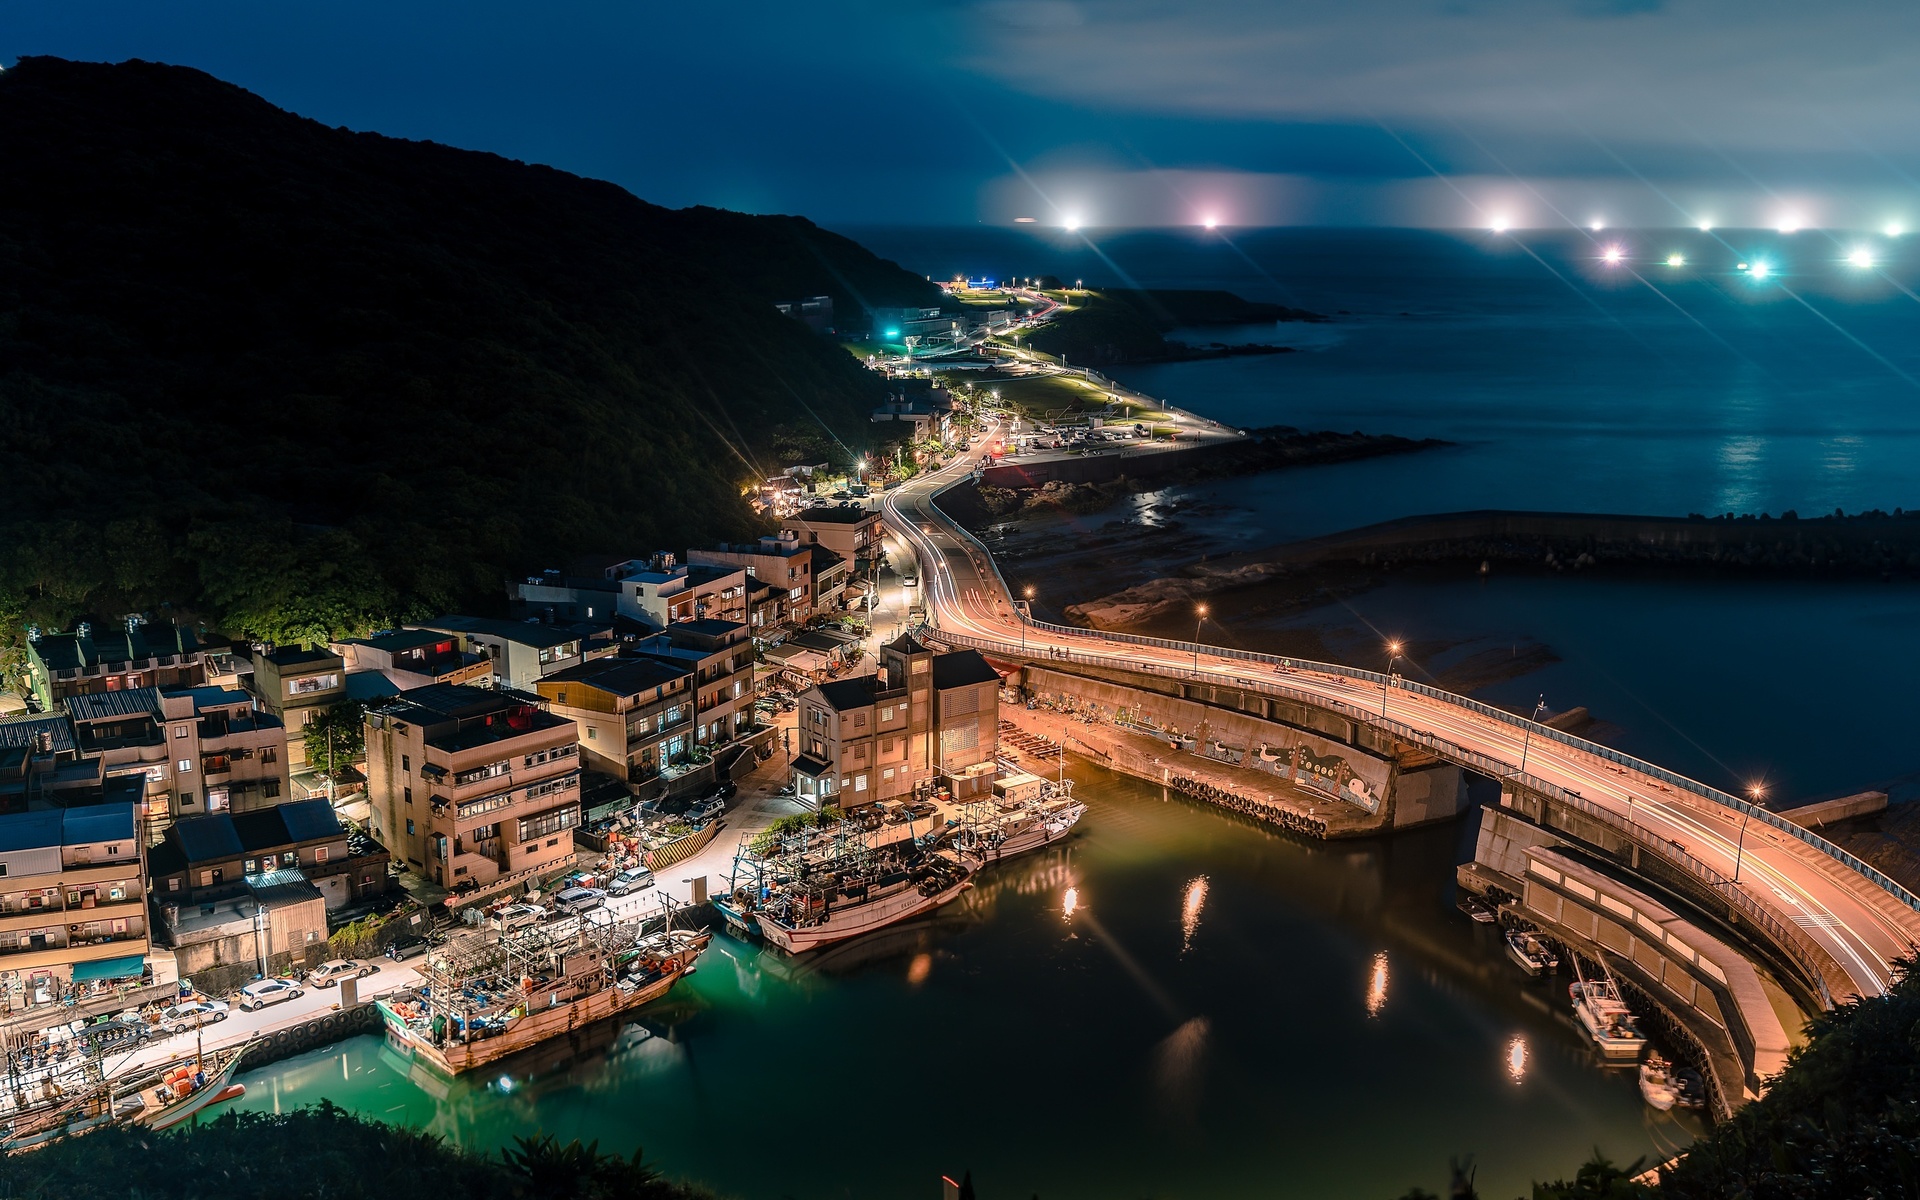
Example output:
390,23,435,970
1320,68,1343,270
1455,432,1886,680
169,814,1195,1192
1569,971,1648,1061
1638,1052,1679,1110
754,855,974,953
0,1039,250,1153
955,779,1086,864
1505,930,1560,976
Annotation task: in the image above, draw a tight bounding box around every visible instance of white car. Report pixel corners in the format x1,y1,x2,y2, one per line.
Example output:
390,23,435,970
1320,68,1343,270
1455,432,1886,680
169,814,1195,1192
307,959,379,988
489,903,546,932
159,1000,230,1032
238,979,304,1011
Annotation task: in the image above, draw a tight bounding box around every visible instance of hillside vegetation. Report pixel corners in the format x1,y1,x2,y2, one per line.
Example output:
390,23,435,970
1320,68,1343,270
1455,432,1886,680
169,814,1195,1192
1024,288,1324,365
0,57,939,647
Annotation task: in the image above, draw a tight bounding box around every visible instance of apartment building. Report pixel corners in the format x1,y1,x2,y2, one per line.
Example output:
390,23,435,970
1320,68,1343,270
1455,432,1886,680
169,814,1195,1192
0,803,149,1010
244,647,346,769
146,796,388,911
534,656,695,793
789,635,1002,808
688,531,820,625
61,687,291,833
331,629,491,691
364,684,581,890
406,616,610,691
627,620,757,752
24,619,206,711
783,505,886,566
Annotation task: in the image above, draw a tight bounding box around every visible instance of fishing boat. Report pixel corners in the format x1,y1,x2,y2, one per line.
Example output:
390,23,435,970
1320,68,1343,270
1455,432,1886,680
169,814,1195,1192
1569,966,1648,1061
0,1037,249,1152
723,816,976,954
1505,929,1560,976
1673,1065,1708,1111
955,777,1085,864
378,899,700,1076
1638,1052,1679,1110
1457,893,1499,924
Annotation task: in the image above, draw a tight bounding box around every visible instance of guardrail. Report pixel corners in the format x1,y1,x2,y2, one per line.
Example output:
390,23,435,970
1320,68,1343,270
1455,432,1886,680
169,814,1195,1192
914,473,1920,921
927,624,1843,995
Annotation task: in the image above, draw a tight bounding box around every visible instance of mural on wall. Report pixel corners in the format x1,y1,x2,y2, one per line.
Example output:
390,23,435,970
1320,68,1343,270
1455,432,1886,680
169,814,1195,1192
1254,741,1383,814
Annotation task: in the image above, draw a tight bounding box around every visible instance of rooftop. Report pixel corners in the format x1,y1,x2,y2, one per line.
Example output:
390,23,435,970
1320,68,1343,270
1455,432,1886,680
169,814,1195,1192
931,649,1004,690
164,797,344,868
0,714,76,755
63,688,160,723
541,656,691,699
259,646,342,669
815,676,893,712
412,615,582,651
348,629,450,655
0,803,138,854
165,685,254,711
790,505,880,525
29,620,200,673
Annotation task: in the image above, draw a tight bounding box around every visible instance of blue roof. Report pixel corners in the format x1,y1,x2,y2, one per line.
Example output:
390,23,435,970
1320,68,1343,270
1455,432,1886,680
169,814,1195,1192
0,803,137,853
0,715,75,754
172,815,246,862
275,798,343,844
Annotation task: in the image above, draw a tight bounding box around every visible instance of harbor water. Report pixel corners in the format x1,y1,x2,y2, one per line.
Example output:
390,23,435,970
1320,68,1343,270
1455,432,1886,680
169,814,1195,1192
230,763,1688,1200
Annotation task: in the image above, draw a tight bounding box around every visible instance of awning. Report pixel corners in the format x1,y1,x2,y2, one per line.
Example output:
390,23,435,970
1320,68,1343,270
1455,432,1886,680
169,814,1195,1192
70,954,146,983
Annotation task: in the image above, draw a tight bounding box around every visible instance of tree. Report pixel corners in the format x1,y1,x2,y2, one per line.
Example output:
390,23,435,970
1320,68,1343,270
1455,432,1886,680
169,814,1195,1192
304,700,368,778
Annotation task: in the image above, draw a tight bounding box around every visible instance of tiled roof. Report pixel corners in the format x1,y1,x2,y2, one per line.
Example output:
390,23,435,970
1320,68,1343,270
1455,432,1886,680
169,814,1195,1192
931,650,1003,690
63,688,160,722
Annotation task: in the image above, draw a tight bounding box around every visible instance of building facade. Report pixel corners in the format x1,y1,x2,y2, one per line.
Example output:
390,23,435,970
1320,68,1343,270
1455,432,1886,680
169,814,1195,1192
534,657,695,793
688,532,820,626
0,804,149,1011
24,620,206,712
406,616,608,691
364,684,581,890
244,647,347,770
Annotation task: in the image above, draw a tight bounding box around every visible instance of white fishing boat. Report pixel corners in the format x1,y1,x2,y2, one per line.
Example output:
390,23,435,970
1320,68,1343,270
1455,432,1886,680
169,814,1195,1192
755,857,974,953
956,778,1086,863
1638,1052,1679,1110
1505,929,1560,976
1569,970,1648,1061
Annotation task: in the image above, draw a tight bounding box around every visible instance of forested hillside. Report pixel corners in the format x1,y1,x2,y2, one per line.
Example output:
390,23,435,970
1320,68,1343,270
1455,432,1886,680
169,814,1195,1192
0,57,938,646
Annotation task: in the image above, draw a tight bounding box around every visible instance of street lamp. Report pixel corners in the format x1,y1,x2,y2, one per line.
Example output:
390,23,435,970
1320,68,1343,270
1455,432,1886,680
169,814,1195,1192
1733,783,1765,883
1191,604,1209,671
1381,641,1403,718
1518,695,1546,778
1020,585,1035,653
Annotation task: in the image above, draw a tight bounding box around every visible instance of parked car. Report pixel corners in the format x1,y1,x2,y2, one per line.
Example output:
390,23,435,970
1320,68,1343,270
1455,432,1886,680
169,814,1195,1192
489,903,546,932
238,979,304,1011
385,935,431,962
554,886,607,915
159,1000,230,1032
307,959,378,988
607,867,655,897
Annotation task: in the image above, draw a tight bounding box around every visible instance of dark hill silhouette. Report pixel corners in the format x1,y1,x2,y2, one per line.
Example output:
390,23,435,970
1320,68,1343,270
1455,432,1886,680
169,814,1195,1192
0,56,937,645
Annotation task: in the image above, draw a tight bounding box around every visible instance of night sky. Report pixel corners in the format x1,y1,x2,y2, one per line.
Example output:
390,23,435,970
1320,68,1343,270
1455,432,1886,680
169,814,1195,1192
11,1,1919,227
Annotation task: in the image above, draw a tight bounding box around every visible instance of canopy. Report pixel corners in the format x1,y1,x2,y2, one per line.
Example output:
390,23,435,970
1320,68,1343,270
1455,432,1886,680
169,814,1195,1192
70,954,145,983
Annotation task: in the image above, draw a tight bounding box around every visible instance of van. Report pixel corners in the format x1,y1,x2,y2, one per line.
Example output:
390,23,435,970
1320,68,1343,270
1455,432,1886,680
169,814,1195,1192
554,886,607,915
607,867,655,897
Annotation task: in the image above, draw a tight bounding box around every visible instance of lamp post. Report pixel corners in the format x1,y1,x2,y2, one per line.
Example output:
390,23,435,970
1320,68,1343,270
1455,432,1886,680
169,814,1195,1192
1191,604,1209,671
1734,783,1764,883
1381,641,1403,718
1020,585,1035,654
1518,695,1546,778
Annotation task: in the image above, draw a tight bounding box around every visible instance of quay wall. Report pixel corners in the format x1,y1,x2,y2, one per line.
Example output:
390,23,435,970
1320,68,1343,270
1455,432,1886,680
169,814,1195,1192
979,442,1225,489
232,1000,383,1072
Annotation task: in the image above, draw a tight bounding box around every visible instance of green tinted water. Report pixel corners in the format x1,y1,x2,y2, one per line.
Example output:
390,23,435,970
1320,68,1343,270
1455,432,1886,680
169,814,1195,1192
231,765,1691,1198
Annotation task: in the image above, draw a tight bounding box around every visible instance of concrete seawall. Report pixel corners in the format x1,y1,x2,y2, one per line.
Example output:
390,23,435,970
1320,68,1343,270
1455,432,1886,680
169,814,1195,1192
978,441,1225,489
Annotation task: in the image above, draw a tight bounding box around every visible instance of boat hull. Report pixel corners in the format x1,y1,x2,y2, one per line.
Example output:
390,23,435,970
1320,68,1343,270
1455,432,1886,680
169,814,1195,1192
757,877,972,953
378,966,685,1077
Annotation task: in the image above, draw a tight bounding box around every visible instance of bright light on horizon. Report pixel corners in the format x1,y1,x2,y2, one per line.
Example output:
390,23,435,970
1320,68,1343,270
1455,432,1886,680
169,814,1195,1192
1748,260,1773,280
1202,215,1219,229
1666,252,1685,267
1062,216,1082,232
1776,215,1802,233
1848,246,1876,269
1601,244,1624,265
1590,219,1605,232
1490,215,1510,233
1697,220,1714,232
1887,222,1905,238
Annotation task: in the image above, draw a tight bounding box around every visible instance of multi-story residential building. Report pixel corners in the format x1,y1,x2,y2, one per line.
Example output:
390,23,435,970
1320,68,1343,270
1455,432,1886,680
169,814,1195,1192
364,684,581,891
534,656,695,794
145,797,387,911
331,629,492,691
244,646,346,769
782,505,886,567
627,620,757,753
406,616,610,691
789,635,1001,809
60,687,291,836
744,577,791,633
689,531,820,626
0,803,149,1010
0,714,147,812
513,554,749,630
24,619,206,711
808,547,852,613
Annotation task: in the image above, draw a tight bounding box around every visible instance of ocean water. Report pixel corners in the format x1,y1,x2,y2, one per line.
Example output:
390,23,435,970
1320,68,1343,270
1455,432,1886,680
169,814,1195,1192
230,766,1685,1200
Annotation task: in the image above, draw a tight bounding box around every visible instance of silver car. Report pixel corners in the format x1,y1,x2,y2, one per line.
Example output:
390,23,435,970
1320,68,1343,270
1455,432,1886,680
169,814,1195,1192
238,978,304,1011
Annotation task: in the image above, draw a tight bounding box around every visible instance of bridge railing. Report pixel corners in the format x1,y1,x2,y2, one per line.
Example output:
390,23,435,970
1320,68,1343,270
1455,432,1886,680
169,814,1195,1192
927,624,1842,993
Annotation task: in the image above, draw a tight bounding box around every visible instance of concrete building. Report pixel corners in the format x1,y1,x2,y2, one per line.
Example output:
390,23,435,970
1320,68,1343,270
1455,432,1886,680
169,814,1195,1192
789,635,1002,808
627,621,758,755
512,557,747,629
24,620,206,712
159,870,329,996
0,714,148,813
244,647,346,769
145,796,386,912
534,656,695,795
58,687,292,836
689,532,825,626
0,803,149,1011
364,684,581,891
783,505,886,566
406,616,607,691
331,629,491,692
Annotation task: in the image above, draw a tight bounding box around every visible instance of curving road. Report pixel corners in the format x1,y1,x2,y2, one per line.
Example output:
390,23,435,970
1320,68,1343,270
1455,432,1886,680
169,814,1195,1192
880,419,1920,1002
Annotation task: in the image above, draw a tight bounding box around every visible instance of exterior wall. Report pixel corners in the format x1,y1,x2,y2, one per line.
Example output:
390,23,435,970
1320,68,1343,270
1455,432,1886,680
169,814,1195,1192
933,680,998,776
0,835,147,1007
250,653,346,769
687,546,815,620
782,511,885,562
166,895,329,987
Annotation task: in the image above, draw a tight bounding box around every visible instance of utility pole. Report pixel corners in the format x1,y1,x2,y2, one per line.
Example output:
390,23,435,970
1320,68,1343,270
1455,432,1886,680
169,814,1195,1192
1381,642,1403,718
1518,695,1546,778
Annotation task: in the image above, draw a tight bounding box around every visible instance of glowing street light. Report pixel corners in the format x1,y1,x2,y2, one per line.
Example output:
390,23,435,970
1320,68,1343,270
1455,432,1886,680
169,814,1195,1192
1601,245,1624,266
1732,783,1765,883
1489,216,1511,233
1847,246,1876,269
1748,260,1772,280
1381,640,1404,718
1019,585,1035,653
1666,252,1686,267
1886,222,1905,238
1191,604,1209,670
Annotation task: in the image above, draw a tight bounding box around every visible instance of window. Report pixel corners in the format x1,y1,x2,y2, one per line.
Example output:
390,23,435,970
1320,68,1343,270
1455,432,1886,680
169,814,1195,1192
177,759,193,774
263,780,281,799
316,846,328,863
244,859,257,874
206,788,230,813
402,754,411,772
107,885,124,901
516,805,580,842
556,690,567,705
178,790,195,808
854,774,867,792
173,726,188,739
586,727,597,741
406,819,416,836
286,673,339,696
262,746,276,764
883,768,894,781
167,878,180,892
403,787,412,805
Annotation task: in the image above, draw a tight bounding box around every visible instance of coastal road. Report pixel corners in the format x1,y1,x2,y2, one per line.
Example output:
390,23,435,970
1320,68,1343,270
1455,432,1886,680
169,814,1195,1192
880,418,1920,1002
